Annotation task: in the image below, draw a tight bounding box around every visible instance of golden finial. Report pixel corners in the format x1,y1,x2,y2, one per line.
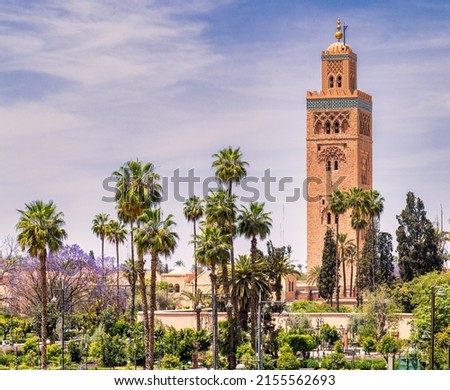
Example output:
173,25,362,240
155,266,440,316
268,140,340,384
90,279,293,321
335,18,343,41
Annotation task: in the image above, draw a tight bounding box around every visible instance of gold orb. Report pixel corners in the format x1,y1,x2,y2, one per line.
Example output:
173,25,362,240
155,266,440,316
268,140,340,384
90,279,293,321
335,31,343,40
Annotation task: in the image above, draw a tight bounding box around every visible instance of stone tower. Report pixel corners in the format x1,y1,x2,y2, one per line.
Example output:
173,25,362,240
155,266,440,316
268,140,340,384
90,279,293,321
306,19,373,293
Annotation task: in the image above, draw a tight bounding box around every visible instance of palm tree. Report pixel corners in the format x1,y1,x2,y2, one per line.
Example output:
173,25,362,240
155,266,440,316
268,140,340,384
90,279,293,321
183,195,204,302
181,290,212,330
336,233,355,297
365,190,385,290
344,187,371,306
306,265,321,286
233,255,271,331
212,146,248,348
237,201,272,350
266,240,300,302
112,159,162,324
91,213,110,271
347,245,357,298
106,219,127,313
135,208,178,369
330,190,346,310
204,188,237,368
193,224,231,370
16,200,67,369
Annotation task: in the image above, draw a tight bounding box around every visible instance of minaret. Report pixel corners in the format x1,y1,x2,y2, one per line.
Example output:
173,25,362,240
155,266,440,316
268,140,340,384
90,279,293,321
305,19,373,294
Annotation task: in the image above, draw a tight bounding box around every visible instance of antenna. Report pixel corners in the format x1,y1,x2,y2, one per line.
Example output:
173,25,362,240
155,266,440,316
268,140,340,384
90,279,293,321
343,23,348,45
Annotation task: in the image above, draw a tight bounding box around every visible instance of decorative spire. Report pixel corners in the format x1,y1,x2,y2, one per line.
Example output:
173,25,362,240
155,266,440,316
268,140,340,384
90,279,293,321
335,18,343,41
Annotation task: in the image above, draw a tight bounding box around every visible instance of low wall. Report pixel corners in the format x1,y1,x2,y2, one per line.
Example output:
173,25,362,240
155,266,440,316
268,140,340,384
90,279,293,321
148,310,413,339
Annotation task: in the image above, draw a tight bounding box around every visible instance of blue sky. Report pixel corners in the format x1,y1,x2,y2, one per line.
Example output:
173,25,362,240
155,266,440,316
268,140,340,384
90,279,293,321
1,0,450,269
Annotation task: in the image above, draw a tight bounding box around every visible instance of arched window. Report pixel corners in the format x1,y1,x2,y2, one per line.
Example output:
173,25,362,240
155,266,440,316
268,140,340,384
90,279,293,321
325,122,331,134
337,75,342,88
174,284,180,293
334,160,339,170
329,76,334,88
335,214,339,224
326,160,331,171
334,121,340,133
327,212,332,224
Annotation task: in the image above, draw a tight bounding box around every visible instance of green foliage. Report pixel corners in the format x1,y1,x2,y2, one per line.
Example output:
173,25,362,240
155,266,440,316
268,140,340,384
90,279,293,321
318,228,336,302
334,340,344,353
282,333,315,357
67,340,82,364
160,354,181,370
47,344,62,365
377,232,395,287
320,323,339,346
89,325,126,368
22,336,38,356
320,351,348,370
361,336,377,354
290,301,351,313
377,335,399,359
359,227,377,292
396,192,444,281
276,344,301,370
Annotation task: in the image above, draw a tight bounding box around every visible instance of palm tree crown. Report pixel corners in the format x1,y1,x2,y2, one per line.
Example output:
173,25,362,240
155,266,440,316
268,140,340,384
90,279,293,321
17,200,67,257
212,146,248,196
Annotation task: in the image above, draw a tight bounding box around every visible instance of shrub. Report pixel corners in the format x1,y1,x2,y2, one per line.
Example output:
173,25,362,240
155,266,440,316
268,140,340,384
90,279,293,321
277,344,301,370
301,358,320,369
362,336,377,354
161,354,181,370
320,352,347,370
47,344,62,365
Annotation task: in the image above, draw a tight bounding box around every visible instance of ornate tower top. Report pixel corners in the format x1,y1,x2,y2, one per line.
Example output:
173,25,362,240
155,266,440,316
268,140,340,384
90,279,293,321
335,18,343,41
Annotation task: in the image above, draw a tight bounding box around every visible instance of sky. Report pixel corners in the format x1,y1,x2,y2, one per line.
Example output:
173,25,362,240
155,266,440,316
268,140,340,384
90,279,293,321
1,0,450,270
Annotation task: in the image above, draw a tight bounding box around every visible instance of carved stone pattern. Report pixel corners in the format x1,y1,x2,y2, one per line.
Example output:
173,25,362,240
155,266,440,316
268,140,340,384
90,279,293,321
327,60,343,75
317,146,347,163
313,111,350,134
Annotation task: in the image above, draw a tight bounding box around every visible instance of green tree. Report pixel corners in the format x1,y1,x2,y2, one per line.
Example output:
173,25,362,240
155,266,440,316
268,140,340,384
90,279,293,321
204,189,237,368
336,233,355,297
16,200,67,369
193,224,231,370
318,228,336,304
359,227,377,292
277,344,300,370
212,146,248,351
106,219,127,313
91,213,110,271
265,241,300,302
233,254,271,331
112,159,162,325
183,195,204,309
237,201,272,350
377,232,395,287
330,190,347,310
396,192,444,281
135,209,178,370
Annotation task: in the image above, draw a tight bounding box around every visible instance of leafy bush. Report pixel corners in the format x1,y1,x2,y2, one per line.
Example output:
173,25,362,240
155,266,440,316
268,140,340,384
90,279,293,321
361,336,377,354
161,354,181,370
0,354,14,366
47,344,62,365
277,344,301,370
371,359,387,370
320,352,347,370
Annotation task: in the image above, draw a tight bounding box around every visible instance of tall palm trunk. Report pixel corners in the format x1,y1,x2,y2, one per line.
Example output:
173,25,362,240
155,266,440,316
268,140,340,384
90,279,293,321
116,241,120,314
227,182,241,346
149,253,158,370
355,229,361,306
335,219,340,311
193,220,198,297
341,249,347,298
40,251,48,369
130,221,136,326
210,265,218,370
137,249,150,369
250,235,258,351
349,257,354,298
221,257,235,369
